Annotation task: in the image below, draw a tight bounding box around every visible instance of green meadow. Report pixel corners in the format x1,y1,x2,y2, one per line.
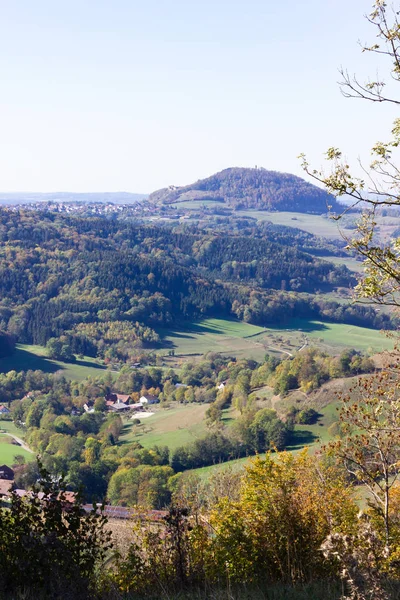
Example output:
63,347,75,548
119,403,235,452
157,318,272,362
0,436,32,465
0,344,107,381
0,421,33,466
158,317,394,362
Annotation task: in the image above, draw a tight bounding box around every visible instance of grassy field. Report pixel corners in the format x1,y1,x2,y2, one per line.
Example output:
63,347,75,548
0,434,32,464
235,210,346,239
119,404,210,451
284,318,394,352
117,390,341,480
0,344,107,381
158,317,394,366
157,318,277,362
0,420,33,465
319,255,365,274
171,200,224,209
119,403,236,451
0,420,25,437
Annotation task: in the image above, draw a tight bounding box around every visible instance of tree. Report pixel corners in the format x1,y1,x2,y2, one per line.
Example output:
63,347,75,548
209,451,357,585
249,408,289,452
327,368,400,548
300,1,400,309
0,466,111,598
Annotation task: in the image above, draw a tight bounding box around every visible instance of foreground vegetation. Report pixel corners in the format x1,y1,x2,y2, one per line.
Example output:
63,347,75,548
3,435,400,600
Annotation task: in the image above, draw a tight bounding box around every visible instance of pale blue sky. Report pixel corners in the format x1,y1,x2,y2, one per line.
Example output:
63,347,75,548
0,0,395,192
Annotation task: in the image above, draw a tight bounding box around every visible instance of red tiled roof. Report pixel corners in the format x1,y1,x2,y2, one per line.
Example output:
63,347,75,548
116,394,130,403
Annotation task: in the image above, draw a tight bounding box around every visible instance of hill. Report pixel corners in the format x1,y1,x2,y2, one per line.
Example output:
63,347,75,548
149,167,344,214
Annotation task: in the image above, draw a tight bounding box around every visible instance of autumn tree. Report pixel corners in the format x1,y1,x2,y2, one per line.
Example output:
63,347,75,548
327,368,400,548
209,451,357,585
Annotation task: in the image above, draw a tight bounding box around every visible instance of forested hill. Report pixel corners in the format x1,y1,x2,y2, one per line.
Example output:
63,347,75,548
149,167,344,214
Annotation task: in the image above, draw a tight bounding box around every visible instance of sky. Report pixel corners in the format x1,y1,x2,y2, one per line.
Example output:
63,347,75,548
0,0,397,193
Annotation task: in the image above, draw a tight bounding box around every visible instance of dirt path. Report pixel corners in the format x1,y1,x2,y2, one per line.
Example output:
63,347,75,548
3,434,33,453
266,345,293,357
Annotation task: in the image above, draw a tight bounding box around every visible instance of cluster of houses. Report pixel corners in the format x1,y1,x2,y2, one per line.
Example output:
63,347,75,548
83,392,159,414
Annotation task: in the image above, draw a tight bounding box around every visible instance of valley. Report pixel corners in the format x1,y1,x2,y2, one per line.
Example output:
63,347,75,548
0,166,397,514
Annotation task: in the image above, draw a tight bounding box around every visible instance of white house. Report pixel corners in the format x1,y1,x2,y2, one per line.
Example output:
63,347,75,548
139,394,159,405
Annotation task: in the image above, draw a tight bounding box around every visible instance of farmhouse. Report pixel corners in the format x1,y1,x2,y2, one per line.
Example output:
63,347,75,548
105,393,131,404
0,465,14,480
139,394,159,405
109,401,131,412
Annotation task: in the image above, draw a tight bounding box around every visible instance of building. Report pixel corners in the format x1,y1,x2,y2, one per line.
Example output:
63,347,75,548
0,405,10,414
0,465,14,480
109,401,131,412
139,394,159,405
105,393,131,404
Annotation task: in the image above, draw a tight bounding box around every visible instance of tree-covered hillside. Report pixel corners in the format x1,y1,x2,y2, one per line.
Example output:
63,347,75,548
149,167,344,213
0,208,392,363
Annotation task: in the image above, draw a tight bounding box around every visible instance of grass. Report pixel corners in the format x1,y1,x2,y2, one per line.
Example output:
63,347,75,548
285,318,394,352
0,435,32,465
320,255,365,273
293,402,340,446
235,210,345,239
0,420,33,466
0,344,108,381
119,403,236,452
0,420,25,437
171,200,225,209
157,318,276,362
119,404,210,451
158,317,394,367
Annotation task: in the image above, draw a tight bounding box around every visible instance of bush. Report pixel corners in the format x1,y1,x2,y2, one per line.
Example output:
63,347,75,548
297,408,319,425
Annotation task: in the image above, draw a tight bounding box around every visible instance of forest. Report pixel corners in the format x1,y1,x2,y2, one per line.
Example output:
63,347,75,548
0,208,393,364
